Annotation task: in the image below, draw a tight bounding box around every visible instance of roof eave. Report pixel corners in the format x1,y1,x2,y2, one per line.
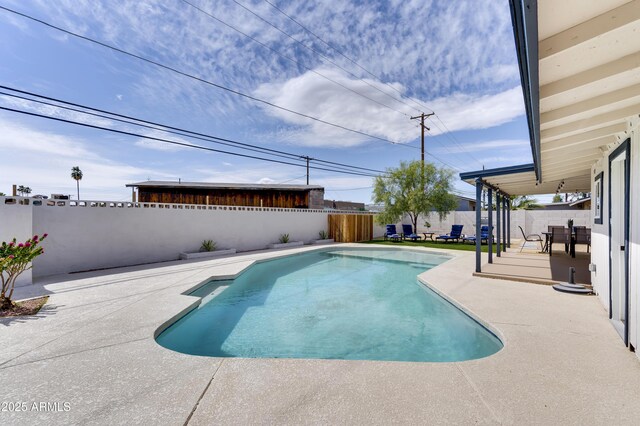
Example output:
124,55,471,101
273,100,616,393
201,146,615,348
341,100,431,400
509,0,542,183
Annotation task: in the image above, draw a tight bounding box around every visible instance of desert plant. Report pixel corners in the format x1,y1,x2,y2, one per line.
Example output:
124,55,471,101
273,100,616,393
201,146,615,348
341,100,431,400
278,233,290,243
1,233,47,309
318,230,328,239
200,239,216,252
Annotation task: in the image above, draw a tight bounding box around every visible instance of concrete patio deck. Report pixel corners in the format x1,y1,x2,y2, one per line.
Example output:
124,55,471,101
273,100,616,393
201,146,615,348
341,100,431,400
474,242,591,286
2,244,639,425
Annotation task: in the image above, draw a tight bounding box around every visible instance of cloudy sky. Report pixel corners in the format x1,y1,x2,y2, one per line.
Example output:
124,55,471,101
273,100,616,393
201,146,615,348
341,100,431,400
0,0,534,203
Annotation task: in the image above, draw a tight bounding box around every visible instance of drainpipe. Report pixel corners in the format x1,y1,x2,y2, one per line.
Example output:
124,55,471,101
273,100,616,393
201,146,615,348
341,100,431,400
502,196,507,252
496,192,501,257
507,198,511,248
488,188,493,264
475,178,482,273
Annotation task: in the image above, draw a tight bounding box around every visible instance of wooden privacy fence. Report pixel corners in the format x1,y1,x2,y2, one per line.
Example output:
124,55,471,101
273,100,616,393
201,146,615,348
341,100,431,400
328,214,373,242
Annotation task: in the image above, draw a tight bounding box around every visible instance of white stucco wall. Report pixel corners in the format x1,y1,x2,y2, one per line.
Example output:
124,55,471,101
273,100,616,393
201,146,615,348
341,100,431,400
591,156,609,310
626,118,639,351
589,116,639,355
1,199,381,280
630,119,639,352
0,201,33,286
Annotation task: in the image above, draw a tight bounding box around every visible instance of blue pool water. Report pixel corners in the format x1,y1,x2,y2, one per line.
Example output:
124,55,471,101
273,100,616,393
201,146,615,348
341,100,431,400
156,249,503,362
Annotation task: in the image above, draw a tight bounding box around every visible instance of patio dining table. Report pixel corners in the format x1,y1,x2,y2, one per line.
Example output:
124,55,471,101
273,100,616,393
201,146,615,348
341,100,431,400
543,228,584,257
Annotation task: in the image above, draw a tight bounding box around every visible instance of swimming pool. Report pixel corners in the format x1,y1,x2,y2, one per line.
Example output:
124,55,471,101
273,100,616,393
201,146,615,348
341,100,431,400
156,248,503,362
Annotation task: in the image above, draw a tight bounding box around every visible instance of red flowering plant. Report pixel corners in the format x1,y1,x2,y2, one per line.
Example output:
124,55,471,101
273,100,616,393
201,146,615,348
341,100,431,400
0,233,47,309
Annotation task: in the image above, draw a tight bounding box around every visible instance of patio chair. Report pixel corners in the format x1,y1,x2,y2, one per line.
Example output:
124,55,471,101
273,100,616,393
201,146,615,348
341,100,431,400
574,227,591,254
384,224,401,242
435,225,463,243
550,227,571,257
518,226,543,252
463,225,492,244
401,224,420,241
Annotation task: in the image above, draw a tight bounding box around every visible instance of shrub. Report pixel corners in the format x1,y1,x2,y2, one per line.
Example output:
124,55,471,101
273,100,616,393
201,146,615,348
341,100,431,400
278,234,290,244
200,239,216,252
1,234,47,309
318,230,328,239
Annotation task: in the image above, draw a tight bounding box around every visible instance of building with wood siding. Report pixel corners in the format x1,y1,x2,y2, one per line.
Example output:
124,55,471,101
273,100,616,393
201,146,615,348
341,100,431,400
126,181,325,209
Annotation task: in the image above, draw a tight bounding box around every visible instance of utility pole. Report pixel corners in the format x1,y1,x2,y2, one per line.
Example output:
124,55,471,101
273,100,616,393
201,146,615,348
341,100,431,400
410,112,435,164
301,156,313,185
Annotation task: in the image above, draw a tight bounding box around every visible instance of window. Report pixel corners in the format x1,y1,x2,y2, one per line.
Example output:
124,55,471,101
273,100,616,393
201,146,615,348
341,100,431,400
594,172,603,224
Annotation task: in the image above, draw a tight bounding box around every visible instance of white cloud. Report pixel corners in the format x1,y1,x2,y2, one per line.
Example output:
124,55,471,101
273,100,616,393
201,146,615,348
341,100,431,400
19,0,521,139
254,69,524,147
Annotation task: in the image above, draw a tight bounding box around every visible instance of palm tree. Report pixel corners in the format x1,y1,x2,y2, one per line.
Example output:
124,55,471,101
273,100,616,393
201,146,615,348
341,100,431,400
23,186,32,197
510,195,541,210
71,166,83,200
17,185,25,196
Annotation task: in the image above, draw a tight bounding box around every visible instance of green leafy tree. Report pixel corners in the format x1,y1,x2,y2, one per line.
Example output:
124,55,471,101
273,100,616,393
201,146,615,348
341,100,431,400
71,166,83,200
0,234,47,309
373,161,458,232
552,194,563,203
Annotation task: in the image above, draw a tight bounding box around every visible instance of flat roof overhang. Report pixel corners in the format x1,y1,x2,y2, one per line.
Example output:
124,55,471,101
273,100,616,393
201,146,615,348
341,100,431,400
501,0,640,195
460,163,588,195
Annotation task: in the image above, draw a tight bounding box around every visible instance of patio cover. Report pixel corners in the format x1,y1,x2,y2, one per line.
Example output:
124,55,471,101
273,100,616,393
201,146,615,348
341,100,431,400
498,0,640,195
459,164,588,196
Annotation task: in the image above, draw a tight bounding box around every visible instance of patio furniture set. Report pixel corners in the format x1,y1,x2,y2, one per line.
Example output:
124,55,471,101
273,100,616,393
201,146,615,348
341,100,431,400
383,224,493,244
518,225,591,258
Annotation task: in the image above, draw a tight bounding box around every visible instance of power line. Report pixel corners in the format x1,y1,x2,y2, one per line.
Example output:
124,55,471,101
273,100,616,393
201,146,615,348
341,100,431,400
260,0,493,169
325,186,373,191
277,174,307,184
258,1,470,171
0,5,414,150
230,0,424,116
0,105,381,178
261,0,431,113
180,0,410,119
0,86,390,176
427,115,485,168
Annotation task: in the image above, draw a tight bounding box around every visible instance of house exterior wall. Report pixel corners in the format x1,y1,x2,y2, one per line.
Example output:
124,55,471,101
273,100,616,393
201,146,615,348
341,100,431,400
590,116,639,355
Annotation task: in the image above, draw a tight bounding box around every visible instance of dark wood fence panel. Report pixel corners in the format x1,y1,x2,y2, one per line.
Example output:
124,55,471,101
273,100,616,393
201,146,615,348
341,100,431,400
328,214,373,242
138,189,310,208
